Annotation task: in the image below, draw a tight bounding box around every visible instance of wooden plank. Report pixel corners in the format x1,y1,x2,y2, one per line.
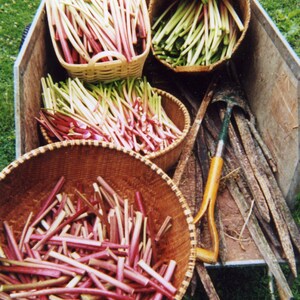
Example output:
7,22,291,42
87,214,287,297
14,1,46,156
241,0,300,206
14,0,64,157
227,178,293,299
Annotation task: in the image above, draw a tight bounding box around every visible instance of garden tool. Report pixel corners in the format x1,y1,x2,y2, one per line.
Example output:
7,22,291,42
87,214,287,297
193,80,248,264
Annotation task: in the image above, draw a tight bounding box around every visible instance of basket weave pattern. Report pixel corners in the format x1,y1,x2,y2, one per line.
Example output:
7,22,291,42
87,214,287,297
0,141,196,299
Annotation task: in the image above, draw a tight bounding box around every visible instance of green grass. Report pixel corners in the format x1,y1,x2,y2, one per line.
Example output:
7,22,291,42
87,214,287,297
259,0,300,56
0,0,299,299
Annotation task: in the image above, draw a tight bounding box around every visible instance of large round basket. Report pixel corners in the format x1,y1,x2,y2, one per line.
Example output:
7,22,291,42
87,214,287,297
149,0,251,73
0,141,197,299
40,88,191,172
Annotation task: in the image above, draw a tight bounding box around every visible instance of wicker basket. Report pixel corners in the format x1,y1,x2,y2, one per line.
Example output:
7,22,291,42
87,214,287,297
0,141,197,299
149,0,251,73
46,1,151,82
40,88,191,171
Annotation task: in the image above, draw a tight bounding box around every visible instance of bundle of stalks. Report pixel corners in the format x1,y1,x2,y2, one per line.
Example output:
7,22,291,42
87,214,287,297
0,176,177,299
172,74,300,299
199,81,300,299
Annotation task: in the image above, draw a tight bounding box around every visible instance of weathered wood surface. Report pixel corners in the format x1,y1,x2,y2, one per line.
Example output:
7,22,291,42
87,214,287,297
14,0,66,157
230,112,296,277
241,0,300,206
14,2,48,156
173,81,216,186
227,178,293,299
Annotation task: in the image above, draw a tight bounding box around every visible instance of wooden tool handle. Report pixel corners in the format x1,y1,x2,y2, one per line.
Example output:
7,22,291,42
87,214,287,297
194,156,223,263
194,157,223,224
195,198,220,263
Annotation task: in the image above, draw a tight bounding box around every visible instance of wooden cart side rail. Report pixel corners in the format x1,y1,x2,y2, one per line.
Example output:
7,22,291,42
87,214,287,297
14,0,47,157
241,1,300,205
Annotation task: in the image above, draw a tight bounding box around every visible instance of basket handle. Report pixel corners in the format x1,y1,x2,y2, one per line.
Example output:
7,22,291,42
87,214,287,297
88,51,127,66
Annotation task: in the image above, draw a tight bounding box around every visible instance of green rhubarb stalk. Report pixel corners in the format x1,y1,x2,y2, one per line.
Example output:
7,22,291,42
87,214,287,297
41,77,49,108
165,0,196,45
208,0,215,30
178,22,193,38
226,26,237,57
222,2,230,33
182,3,203,48
152,0,187,44
213,0,222,31
222,0,244,31
203,3,209,65
189,33,205,65
151,0,178,30
180,23,204,56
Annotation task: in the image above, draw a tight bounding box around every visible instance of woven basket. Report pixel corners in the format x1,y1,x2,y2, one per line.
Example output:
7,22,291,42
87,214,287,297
46,1,151,82
40,88,191,172
149,0,251,73
0,141,197,299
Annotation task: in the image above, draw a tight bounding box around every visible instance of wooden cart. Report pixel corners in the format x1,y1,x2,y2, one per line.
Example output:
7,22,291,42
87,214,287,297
14,0,299,271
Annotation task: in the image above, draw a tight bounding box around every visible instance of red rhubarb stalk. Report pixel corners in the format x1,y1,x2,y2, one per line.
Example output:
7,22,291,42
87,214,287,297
129,211,143,266
0,273,20,285
9,287,134,299
134,191,158,262
31,207,88,250
88,272,106,290
97,176,124,206
0,265,61,278
0,292,10,300
153,260,177,300
89,258,149,287
155,216,172,242
24,258,85,276
18,212,33,253
75,249,109,263
32,176,65,224
49,0,73,63
137,259,177,295
49,251,134,294
3,222,23,261
117,256,125,295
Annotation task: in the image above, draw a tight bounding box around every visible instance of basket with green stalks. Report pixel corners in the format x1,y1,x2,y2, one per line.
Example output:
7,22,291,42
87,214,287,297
149,0,251,73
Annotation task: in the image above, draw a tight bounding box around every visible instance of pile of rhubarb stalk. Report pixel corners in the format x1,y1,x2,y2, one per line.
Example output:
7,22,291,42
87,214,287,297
37,76,183,155
0,176,177,300
46,0,149,64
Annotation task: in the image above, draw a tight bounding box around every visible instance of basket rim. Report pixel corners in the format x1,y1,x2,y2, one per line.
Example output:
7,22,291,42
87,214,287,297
0,140,197,299
145,88,190,161
39,88,191,166
149,0,251,73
